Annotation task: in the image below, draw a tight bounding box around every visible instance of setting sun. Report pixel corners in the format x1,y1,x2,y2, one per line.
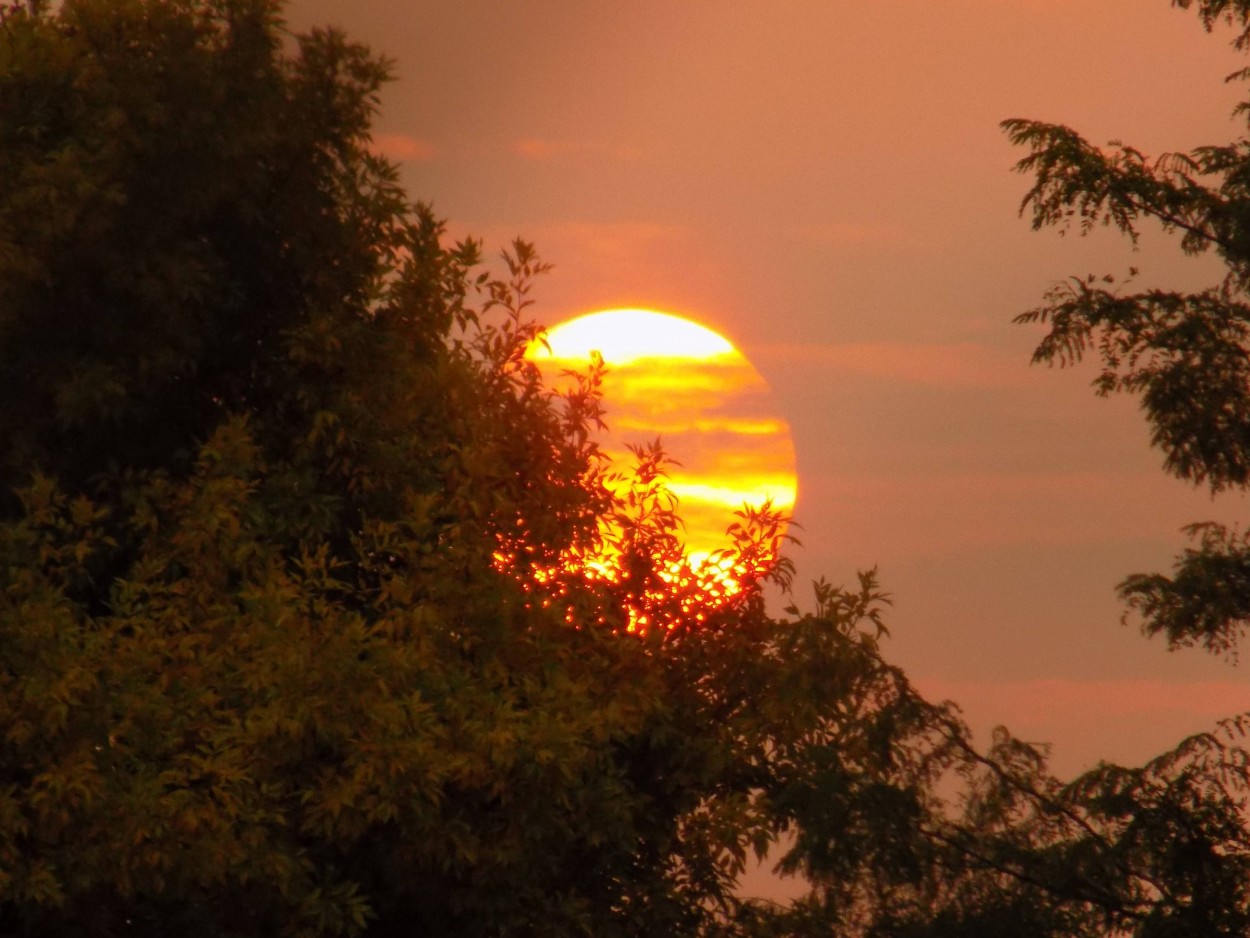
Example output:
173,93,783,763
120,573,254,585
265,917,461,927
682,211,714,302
529,308,798,568
537,308,735,364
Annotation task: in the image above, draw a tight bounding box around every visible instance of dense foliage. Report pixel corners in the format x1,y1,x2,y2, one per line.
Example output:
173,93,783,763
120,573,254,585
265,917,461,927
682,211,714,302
0,2,967,935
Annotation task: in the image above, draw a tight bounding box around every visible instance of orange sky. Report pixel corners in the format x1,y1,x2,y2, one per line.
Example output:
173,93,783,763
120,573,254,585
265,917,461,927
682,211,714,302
288,0,1249,780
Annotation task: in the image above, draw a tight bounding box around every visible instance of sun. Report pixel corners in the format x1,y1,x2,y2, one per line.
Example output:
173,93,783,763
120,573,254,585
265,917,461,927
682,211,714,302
528,308,798,570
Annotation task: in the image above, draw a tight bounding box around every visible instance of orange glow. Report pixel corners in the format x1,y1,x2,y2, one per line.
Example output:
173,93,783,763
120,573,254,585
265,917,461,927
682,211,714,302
532,308,797,564
512,308,797,631
538,308,735,363
492,526,781,635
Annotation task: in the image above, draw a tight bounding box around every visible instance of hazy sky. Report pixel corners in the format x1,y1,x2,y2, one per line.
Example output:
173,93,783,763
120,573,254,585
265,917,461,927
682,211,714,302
287,0,1249,779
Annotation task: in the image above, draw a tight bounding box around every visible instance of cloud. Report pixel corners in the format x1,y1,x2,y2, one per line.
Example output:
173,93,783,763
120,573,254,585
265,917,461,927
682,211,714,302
437,217,731,319
371,133,437,162
668,478,796,511
464,218,709,293
455,219,688,259
539,220,688,256
512,137,646,162
791,465,1241,560
611,415,788,437
754,341,1038,389
919,676,1248,723
513,137,571,160
912,675,1249,776
790,221,905,247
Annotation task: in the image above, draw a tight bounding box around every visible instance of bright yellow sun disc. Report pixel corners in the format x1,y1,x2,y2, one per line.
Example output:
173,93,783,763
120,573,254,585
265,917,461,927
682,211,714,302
528,308,797,566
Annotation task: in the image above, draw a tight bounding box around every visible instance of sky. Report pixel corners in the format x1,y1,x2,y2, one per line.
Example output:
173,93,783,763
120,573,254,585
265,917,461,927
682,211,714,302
285,0,1250,782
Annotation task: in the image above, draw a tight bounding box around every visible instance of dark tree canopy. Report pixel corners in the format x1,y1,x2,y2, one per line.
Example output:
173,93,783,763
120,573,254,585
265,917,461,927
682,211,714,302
2,0,388,490
0,2,973,935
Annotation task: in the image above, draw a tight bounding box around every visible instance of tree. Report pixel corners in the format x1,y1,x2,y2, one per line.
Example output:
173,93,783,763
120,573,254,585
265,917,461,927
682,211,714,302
1005,0,1250,658
743,4,1250,935
0,2,976,935
824,2,1250,934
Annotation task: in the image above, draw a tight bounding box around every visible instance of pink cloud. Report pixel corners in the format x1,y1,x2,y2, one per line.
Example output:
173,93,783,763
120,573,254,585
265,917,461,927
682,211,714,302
755,341,1036,389
514,137,569,160
449,220,689,274
538,220,687,254
913,675,1250,776
371,133,437,162
512,137,646,162
792,221,905,247
797,466,1233,557
919,676,1248,722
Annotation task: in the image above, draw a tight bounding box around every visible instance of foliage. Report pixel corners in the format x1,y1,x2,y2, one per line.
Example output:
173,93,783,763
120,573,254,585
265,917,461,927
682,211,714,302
1005,0,1250,656
0,2,980,936
842,3,1250,937
729,3,1250,934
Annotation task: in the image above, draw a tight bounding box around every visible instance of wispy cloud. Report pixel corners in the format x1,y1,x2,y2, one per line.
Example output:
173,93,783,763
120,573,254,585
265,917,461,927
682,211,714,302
790,221,905,247
539,220,688,255
755,341,1038,389
371,133,437,162
454,219,687,257
913,675,1249,776
512,137,646,162
446,218,722,307
513,137,573,160
919,677,1248,723
793,466,1239,558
